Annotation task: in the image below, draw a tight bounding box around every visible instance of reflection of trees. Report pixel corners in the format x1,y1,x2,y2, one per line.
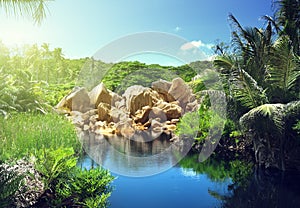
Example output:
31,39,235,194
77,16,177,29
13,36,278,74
180,155,300,207
180,155,253,184
221,167,300,208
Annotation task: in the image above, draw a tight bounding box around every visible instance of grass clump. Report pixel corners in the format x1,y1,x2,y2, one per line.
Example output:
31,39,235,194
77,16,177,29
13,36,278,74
0,113,81,162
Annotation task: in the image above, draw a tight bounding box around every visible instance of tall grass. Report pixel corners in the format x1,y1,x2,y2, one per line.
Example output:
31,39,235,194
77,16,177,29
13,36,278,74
0,113,81,162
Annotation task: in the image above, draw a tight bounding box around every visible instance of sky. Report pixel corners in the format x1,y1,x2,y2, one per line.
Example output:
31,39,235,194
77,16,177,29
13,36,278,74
0,0,273,65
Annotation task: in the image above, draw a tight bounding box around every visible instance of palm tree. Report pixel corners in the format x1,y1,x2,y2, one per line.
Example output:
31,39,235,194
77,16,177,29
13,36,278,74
0,0,50,24
272,0,300,55
214,12,300,170
214,14,272,112
228,14,273,87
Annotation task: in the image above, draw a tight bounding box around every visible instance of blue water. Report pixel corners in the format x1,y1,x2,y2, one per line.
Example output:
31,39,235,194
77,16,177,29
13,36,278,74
78,132,300,208
79,155,230,208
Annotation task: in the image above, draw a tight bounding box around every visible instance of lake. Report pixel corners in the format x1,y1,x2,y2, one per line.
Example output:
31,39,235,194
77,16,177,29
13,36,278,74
78,132,300,208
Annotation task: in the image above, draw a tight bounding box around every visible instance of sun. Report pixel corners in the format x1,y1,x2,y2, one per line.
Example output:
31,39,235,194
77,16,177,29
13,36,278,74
0,14,40,47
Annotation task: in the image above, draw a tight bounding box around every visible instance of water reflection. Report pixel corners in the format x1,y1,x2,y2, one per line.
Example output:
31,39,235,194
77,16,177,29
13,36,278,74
78,151,300,208
78,131,300,207
79,131,193,177
221,168,300,208
180,155,300,208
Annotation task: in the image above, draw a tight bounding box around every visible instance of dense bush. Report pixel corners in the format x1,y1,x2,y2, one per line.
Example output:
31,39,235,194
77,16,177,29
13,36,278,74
53,167,114,208
176,96,225,144
33,148,114,207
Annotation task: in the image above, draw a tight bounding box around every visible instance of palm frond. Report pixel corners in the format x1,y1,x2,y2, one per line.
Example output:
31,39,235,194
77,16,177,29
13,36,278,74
240,103,285,133
231,67,268,109
268,36,300,100
261,15,281,34
0,0,50,25
213,54,237,73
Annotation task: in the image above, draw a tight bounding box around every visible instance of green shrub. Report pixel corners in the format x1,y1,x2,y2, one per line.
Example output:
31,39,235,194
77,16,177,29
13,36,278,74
176,97,225,143
51,167,114,208
221,119,243,140
34,147,77,188
188,79,206,93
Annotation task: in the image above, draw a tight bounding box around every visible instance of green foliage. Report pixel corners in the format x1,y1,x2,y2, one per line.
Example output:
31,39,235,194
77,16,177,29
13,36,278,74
229,130,243,138
293,120,300,135
222,119,240,139
0,113,81,162
101,61,198,94
176,111,200,139
189,78,206,93
195,103,213,142
267,36,300,102
213,5,300,152
176,95,225,143
0,43,88,114
34,147,77,188
273,0,300,55
42,82,75,106
228,160,253,185
109,66,176,94
51,167,114,208
0,165,25,207
173,64,197,82
102,61,163,92
0,68,50,114
239,103,285,136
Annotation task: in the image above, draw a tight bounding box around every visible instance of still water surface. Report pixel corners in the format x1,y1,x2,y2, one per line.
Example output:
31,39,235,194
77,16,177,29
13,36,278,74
78,133,300,208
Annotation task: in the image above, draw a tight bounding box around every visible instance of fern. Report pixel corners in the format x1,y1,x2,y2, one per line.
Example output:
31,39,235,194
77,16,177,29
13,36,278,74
34,147,77,188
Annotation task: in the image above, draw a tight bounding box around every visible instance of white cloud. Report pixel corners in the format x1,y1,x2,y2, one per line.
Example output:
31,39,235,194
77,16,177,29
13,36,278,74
178,40,215,62
180,40,213,51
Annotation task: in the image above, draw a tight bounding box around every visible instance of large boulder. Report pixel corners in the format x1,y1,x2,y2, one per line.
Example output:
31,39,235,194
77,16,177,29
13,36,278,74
97,102,112,122
115,120,134,138
110,107,129,123
89,83,112,108
154,100,182,120
123,85,160,115
56,87,90,113
151,79,175,102
168,78,194,113
134,106,167,124
111,91,122,107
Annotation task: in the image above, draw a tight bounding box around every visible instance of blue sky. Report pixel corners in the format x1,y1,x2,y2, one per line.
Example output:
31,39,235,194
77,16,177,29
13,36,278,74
0,0,273,64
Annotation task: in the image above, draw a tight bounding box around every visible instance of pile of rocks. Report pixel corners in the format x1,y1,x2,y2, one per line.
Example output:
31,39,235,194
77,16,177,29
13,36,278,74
56,78,199,139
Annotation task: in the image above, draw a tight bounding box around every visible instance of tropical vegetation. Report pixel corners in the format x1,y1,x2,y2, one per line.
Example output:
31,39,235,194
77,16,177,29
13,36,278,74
0,0,300,206
213,0,300,170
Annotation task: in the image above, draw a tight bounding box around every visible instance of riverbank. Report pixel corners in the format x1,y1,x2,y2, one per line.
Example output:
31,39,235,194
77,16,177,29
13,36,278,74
0,113,114,207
